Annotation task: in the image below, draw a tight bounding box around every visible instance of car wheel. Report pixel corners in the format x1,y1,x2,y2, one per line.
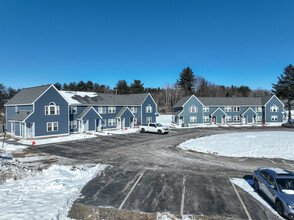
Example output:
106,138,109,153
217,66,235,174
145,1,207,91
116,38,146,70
158,129,162,134
140,128,145,133
253,179,260,192
276,200,284,217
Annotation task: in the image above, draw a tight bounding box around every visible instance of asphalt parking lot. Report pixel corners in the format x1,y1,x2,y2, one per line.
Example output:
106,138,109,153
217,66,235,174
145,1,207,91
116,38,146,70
33,127,294,219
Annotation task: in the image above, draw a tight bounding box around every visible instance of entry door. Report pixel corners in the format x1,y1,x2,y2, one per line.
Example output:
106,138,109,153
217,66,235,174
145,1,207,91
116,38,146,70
242,117,247,124
11,122,15,135
27,122,34,138
121,118,125,129
83,120,89,132
253,116,256,124
212,117,216,124
97,119,102,132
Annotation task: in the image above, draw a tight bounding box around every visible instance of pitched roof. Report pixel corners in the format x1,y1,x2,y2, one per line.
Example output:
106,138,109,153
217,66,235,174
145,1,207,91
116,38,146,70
115,107,135,118
174,95,274,107
5,85,51,105
76,107,101,120
9,111,33,121
174,96,191,108
60,91,149,106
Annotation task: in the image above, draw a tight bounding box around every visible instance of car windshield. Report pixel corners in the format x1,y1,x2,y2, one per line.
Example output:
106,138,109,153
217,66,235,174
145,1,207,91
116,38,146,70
156,123,163,127
276,178,294,191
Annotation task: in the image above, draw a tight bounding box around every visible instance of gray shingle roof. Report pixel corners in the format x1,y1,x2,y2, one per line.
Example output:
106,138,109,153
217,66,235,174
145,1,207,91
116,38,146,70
5,85,51,105
64,92,149,106
9,111,33,121
174,95,274,107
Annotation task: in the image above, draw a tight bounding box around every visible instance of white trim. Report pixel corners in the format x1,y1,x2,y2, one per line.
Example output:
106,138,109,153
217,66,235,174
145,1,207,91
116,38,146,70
264,95,285,107
210,107,227,116
141,93,158,107
116,107,136,118
79,107,102,120
182,95,204,107
29,133,70,139
241,107,258,116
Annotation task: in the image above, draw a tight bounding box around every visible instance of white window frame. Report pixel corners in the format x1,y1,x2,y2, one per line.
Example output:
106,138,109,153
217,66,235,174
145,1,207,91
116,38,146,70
225,115,232,121
98,107,106,114
271,115,278,121
47,122,58,132
255,107,262,112
71,106,77,114
203,107,209,112
233,116,240,121
233,106,240,112
45,102,60,115
131,107,137,113
224,106,232,112
146,117,152,124
108,118,116,126
189,105,198,113
108,106,116,114
257,115,262,121
70,120,77,129
203,116,210,122
146,105,152,113
190,116,197,122
270,105,279,112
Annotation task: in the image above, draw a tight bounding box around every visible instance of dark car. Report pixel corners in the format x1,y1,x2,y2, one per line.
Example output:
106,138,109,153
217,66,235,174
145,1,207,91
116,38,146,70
253,168,294,219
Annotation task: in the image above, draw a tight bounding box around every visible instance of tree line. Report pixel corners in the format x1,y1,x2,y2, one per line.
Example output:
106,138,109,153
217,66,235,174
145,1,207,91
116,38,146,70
0,67,273,115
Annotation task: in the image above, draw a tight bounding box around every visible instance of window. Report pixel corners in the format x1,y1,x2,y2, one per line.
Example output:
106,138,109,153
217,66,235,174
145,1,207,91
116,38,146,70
15,106,18,112
108,119,116,126
70,120,77,129
47,122,58,132
225,116,232,121
203,107,209,112
146,105,152,113
45,102,60,115
98,107,106,114
270,105,279,112
257,116,262,121
271,115,278,121
189,105,198,113
255,107,262,112
130,107,137,113
190,116,197,122
233,116,240,121
224,106,232,112
233,106,240,112
71,106,77,114
108,107,116,114
203,116,210,122
146,117,152,124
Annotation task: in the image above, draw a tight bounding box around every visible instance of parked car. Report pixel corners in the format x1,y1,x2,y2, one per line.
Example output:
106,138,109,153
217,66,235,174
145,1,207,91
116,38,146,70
253,168,294,219
282,122,294,128
139,123,169,134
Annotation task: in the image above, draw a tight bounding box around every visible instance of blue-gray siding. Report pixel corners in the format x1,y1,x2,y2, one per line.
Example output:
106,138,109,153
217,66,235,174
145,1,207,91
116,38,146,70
265,96,284,122
141,95,157,124
179,96,203,124
26,86,69,137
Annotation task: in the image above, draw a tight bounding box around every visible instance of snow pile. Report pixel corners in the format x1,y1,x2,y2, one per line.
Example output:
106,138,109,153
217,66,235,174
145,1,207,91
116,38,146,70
19,133,96,145
157,212,195,220
179,131,294,160
0,163,107,220
0,143,27,156
230,178,284,219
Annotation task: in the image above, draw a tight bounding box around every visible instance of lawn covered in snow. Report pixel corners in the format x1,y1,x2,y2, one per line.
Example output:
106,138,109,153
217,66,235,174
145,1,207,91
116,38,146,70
0,163,107,219
179,131,294,161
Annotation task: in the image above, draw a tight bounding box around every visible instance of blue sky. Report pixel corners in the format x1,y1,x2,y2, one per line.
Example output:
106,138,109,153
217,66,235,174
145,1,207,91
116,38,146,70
0,0,293,90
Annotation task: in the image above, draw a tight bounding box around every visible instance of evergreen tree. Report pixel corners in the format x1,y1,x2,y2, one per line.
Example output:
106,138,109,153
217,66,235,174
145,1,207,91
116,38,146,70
130,80,144,93
115,80,130,94
54,82,62,90
272,64,294,121
178,67,195,94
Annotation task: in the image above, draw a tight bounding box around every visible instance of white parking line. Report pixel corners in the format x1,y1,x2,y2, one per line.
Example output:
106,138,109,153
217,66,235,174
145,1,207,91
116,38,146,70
231,180,252,220
180,175,186,216
118,172,144,209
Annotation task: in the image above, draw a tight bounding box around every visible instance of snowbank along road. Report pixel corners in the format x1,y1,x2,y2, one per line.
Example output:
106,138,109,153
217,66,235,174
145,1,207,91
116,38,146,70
33,126,294,220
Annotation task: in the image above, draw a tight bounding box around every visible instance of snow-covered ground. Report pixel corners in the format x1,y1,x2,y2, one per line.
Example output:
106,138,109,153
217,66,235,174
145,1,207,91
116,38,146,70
230,178,284,219
179,131,294,161
18,133,97,145
157,213,195,220
0,163,107,220
96,128,139,136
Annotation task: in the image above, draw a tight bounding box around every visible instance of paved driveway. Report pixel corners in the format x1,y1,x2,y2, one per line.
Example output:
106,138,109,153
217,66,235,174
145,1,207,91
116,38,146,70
33,127,294,219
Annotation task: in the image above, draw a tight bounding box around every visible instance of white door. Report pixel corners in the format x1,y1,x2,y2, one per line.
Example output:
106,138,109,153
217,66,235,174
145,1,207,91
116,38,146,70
11,122,15,136
26,122,34,138
121,118,125,129
97,119,102,132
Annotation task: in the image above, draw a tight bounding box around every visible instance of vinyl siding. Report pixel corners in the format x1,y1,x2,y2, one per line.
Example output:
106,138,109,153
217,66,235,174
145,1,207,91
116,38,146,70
141,95,157,124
